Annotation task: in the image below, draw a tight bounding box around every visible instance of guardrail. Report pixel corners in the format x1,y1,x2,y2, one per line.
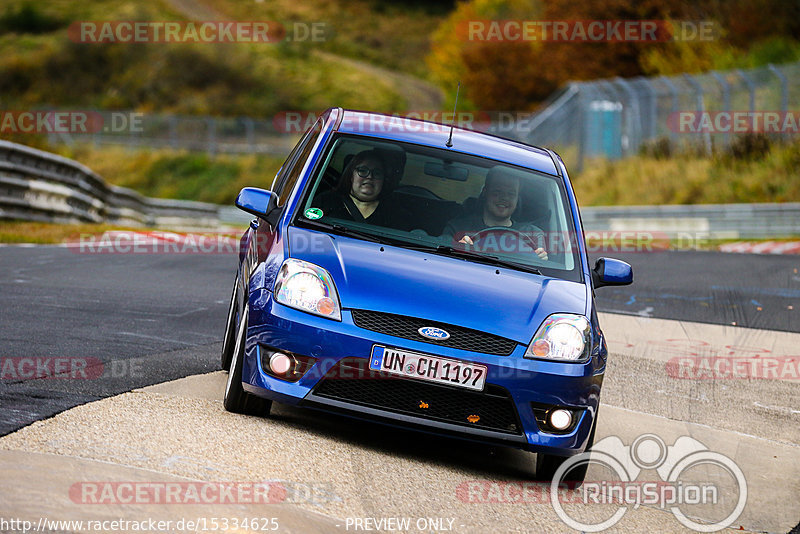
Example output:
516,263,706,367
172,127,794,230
581,203,800,240
2,140,798,239
0,140,219,228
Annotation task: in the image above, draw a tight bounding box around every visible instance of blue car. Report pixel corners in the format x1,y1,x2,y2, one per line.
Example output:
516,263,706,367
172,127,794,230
221,108,632,482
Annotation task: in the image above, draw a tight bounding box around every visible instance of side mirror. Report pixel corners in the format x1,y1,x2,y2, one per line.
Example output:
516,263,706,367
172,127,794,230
592,258,633,288
235,187,280,226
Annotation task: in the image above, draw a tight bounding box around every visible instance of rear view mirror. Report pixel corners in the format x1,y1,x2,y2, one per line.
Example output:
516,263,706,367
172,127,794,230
424,161,468,181
235,187,280,226
592,258,633,288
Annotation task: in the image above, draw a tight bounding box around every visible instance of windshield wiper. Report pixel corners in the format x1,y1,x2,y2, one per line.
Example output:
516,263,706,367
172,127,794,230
428,244,543,275
297,219,543,275
297,219,386,244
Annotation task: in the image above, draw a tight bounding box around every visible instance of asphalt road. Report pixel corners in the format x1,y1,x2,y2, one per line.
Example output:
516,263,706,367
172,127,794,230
0,245,798,437
590,250,800,332
0,246,235,436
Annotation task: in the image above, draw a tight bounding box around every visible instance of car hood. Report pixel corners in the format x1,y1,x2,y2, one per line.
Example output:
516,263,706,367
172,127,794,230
287,226,587,344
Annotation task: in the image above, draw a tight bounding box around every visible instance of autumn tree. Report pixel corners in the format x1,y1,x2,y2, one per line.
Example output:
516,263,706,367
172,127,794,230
427,0,800,111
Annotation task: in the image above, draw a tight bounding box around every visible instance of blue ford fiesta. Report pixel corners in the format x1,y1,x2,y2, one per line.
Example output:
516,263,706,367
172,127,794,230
221,108,632,482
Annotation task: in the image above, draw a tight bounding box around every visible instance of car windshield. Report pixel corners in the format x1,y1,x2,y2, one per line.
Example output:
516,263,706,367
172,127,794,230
295,134,582,282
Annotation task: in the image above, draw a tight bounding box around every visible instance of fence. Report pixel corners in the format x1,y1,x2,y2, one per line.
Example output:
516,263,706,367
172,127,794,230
34,61,800,167
0,140,219,228
491,61,800,171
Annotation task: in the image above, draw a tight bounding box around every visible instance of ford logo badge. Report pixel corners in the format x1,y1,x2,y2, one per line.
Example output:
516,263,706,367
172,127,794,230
418,326,450,341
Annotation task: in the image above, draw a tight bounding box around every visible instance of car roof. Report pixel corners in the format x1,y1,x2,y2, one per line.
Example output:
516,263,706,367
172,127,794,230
334,109,560,177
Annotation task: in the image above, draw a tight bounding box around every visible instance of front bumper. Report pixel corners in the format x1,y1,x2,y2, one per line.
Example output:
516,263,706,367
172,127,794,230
242,288,602,456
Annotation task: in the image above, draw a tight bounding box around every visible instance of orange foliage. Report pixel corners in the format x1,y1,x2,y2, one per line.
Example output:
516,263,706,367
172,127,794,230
427,0,800,111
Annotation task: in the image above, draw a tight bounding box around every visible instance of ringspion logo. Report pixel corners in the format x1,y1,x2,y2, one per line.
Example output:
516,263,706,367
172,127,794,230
550,434,747,532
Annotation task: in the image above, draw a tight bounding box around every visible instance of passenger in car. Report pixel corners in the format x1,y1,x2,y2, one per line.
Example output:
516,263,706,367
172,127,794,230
441,167,548,260
313,149,413,230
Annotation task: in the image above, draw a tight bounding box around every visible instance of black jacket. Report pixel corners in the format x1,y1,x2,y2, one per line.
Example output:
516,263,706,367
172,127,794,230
312,191,414,231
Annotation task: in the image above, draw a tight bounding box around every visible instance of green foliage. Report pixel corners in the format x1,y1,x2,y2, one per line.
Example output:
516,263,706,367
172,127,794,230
59,145,285,206
142,155,241,203
638,137,674,160
721,133,772,162
0,2,63,34
0,0,436,116
573,137,800,206
201,0,447,78
746,37,800,67
712,37,800,71
640,36,727,76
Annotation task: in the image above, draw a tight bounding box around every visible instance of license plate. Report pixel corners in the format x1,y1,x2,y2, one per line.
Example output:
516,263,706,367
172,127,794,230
369,346,487,391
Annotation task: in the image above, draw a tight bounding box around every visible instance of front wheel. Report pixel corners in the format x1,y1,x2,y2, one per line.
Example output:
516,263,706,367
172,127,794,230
535,412,598,486
223,305,272,416
220,276,238,372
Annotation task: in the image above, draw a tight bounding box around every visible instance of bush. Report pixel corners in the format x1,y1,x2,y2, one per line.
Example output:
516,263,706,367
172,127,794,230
639,137,674,159
725,133,772,161
0,3,62,34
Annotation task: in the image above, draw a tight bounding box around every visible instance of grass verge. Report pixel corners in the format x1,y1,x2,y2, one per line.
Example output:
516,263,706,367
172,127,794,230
0,221,245,244
572,136,800,206
0,221,144,244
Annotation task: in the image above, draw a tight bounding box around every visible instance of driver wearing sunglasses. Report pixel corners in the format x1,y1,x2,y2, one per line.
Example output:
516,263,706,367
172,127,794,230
313,149,412,229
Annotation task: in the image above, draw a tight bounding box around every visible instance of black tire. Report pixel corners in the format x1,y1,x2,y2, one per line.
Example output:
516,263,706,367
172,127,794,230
535,412,598,487
220,277,238,372
223,305,272,416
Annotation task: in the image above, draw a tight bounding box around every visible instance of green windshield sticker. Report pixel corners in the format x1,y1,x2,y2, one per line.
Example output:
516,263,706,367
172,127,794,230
304,207,323,220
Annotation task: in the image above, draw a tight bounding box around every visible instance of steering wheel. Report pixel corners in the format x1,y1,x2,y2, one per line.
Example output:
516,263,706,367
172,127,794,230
468,227,543,256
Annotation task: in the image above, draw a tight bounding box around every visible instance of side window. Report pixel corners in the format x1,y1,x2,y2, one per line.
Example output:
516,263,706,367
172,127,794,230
273,118,324,205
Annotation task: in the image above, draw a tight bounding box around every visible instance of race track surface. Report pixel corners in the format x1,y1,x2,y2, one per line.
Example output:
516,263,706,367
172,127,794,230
1,245,799,532
589,250,800,332
0,247,233,435
1,245,797,436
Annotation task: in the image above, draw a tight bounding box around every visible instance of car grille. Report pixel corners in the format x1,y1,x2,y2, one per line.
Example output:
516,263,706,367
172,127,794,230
312,358,522,435
350,309,517,356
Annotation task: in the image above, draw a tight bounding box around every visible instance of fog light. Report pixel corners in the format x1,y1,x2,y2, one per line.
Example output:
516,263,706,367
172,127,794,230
549,409,573,431
269,352,294,375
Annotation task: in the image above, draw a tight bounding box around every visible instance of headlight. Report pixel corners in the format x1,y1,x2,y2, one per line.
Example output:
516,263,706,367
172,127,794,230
525,314,591,361
274,259,341,321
